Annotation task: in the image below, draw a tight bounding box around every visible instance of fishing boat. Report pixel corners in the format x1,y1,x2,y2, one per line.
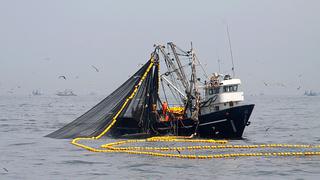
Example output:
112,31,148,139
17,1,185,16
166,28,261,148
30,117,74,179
32,90,42,96
304,90,318,97
47,43,254,139
56,89,77,96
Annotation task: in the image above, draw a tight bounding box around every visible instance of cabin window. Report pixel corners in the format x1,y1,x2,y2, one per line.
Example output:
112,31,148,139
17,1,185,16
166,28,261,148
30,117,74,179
215,106,219,111
233,85,238,92
224,85,238,92
229,86,234,92
209,88,220,95
229,101,234,107
214,88,220,94
209,89,214,95
223,86,229,92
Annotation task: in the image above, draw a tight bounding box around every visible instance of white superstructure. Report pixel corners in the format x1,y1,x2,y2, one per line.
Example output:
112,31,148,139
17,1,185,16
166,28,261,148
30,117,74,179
201,73,244,115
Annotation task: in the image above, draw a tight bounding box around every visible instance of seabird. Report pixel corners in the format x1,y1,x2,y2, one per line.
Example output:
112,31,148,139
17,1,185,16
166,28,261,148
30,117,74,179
91,65,99,72
58,76,66,80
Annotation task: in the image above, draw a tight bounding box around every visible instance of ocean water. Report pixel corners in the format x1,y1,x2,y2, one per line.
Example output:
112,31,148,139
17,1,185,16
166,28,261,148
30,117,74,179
0,95,319,180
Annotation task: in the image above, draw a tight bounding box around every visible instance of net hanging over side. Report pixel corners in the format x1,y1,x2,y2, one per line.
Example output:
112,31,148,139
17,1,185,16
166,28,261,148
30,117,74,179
46,59,159,139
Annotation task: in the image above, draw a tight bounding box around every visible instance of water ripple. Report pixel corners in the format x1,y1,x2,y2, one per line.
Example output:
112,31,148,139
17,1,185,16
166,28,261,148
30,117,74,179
61,160,107,165
0,95,319,179
9,142,37,146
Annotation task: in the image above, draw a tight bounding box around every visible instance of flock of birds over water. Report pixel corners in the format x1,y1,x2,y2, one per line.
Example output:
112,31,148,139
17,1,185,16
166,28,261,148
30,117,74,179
1,63,101,96
0,58,319,96
261,74,318,96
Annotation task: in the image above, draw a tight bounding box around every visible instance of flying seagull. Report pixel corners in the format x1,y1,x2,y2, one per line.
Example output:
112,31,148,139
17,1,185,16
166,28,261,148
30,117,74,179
91,65,99,72
58,76,66,80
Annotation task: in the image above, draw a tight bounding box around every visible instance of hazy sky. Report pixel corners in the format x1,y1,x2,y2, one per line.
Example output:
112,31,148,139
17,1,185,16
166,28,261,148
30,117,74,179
0,0,319,96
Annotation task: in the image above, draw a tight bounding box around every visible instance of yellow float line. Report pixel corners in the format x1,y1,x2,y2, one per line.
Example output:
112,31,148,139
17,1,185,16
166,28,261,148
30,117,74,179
73,136,320,159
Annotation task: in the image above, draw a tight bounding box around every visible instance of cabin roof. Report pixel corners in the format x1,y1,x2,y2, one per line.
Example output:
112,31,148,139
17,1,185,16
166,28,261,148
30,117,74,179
220,78,241,86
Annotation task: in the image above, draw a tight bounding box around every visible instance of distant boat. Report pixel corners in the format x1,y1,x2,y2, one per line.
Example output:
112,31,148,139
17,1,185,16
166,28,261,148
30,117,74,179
32,90,42,96
304,90,318,96
56,89,77,96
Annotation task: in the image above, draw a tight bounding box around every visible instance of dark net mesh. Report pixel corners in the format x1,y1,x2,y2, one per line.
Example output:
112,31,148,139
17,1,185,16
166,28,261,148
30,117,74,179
46,60,155,139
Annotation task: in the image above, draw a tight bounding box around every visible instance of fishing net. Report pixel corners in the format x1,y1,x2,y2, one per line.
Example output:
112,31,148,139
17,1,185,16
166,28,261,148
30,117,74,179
46,59,160,139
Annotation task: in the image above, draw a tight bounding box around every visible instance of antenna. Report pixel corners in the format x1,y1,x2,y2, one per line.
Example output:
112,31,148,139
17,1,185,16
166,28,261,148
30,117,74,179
226,24,235,77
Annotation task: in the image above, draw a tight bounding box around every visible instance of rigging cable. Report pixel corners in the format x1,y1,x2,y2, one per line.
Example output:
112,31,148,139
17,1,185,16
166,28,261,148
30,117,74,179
226,24,235,77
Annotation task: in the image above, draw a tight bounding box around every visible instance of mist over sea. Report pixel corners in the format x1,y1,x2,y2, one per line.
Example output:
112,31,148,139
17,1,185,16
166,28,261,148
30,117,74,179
0,95,319,180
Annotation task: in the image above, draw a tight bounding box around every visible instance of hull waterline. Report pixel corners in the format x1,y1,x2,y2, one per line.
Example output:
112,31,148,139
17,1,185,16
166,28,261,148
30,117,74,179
114,104,255,139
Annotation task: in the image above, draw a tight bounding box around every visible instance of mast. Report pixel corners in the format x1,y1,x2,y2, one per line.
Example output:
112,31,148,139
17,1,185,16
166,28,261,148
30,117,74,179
157,43,201,122
168,42,190,90
158,45,189,104
158,46,185,88
189,43,201,121
227,24,235,77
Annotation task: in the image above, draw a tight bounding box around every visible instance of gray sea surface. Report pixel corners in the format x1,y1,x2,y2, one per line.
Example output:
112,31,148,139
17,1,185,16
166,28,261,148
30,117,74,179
0,95,319,180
